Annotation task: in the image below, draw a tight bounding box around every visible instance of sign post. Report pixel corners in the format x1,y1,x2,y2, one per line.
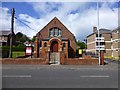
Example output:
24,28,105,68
78,49,82,57
26,45,32,58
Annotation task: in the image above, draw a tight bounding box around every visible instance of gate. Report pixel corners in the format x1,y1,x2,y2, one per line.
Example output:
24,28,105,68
50,52,60,65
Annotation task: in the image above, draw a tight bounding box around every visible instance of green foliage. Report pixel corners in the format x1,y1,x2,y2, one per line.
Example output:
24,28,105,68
1,46,26,52
32,36,36,43
15,32,31,44
17,44,26,48
12,51,25,58
16,32,23,39
77,40,86,49
0,46,10,51
13,46,26,51
1,50,9,58
1,46,26,58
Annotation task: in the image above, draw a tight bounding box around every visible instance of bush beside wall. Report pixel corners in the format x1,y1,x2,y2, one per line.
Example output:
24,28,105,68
1,50,9,58
1,46,26,52
0,46,26,58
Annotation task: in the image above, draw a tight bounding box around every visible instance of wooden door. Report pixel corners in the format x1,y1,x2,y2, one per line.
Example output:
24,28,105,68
50,41,58,52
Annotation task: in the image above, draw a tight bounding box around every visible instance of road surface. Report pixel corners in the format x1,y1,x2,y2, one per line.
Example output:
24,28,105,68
1,62,119,88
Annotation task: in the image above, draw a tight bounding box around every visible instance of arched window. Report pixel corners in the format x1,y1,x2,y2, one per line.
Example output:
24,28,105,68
58,30,61,36
55,28,58,36
49,27,61,37
63,42,66,48
40,40,42,47
44,42,47,47
50,29,54,36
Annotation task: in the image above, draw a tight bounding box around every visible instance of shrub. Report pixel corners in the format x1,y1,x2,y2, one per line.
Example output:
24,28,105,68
17,44,26,48
13,46,26,51
1,50,9,58
0,46,26,52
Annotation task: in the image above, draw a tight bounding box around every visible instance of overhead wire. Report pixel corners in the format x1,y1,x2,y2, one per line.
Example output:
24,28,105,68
14,16,43,38
14,16,38,32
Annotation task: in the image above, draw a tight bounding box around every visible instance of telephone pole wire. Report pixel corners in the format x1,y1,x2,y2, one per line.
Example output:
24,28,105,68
10,8,15,58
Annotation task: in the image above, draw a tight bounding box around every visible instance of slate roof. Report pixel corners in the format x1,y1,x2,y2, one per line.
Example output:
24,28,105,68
0,31,11,36
86,28,111,37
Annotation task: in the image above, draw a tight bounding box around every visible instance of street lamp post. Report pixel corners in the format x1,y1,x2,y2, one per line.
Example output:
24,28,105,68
97,2,101,65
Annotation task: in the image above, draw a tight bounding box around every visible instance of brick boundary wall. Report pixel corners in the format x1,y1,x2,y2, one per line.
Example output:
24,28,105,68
0,58,47,65
62,58,98,65
0,58,98,65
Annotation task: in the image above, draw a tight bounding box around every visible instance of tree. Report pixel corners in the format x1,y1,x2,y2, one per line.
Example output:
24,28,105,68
77,40,86,49
15,32,32,46
16,32,23,40
31,36,36,42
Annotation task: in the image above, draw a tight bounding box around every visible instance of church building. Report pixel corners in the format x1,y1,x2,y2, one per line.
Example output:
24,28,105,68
34,17,77,64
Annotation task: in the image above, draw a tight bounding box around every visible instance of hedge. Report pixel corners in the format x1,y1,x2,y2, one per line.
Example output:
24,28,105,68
0,46,26,58
0,46,34,58
0,46,26,52
1,50,9,58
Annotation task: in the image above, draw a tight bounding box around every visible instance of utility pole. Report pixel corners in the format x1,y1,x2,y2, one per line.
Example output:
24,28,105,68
10,8,15,58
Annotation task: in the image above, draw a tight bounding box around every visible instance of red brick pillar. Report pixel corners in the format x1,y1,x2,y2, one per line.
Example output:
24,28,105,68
34,41,39,58
60,52,65,65
100,51,104,65
65,42,68,58
46,52,50,64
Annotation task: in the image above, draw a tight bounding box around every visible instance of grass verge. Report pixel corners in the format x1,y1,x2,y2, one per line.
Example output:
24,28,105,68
10,51,25,58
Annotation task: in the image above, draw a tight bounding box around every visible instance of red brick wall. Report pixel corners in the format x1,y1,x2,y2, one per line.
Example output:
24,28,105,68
64,58,98,65
1,58,98,65
1,58,47,64
35,17,77,58
60,52,98,65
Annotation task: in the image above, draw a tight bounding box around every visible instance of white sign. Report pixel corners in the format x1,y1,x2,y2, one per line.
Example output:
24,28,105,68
26,47,32,55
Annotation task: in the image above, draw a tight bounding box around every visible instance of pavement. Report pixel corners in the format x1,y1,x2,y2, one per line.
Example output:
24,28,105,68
104,58,120,64
1,59,119,89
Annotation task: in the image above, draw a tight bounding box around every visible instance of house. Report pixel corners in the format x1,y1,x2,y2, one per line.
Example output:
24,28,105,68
86,26,120,60
0,31,11,46
86,27,112,57
111,27,120,59
34,17,77,64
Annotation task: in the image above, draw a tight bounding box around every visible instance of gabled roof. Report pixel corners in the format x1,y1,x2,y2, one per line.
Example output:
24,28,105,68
37,17,74,37
0,31,11,36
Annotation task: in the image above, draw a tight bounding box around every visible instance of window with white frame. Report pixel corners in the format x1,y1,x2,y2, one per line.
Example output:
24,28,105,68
49,27,61,37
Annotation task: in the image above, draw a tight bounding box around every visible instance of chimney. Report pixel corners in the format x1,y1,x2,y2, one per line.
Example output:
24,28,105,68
93,26,97,32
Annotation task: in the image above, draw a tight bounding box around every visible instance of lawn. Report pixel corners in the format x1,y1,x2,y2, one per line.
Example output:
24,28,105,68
10,51,25,58
104,56,113,59
105,56,120,60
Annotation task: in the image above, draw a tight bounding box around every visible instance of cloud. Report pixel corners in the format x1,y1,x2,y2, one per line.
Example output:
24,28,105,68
0,7,11,30
1,2,118,41
0,7,38,37
28,2,62,17
28,2,118,41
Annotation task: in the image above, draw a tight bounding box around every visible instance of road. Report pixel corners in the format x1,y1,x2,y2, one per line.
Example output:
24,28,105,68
1,62,119,88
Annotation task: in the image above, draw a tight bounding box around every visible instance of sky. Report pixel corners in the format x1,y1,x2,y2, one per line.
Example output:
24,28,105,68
0,1,119,41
